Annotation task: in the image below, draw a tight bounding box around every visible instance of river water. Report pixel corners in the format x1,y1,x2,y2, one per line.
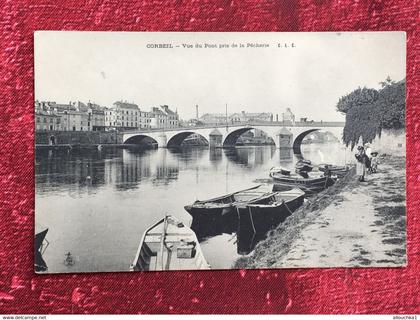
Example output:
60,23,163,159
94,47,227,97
35,143,353,273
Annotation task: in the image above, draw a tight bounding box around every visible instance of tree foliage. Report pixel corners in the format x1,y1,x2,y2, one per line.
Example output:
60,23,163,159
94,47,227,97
336,87,379,114
336,78,405,149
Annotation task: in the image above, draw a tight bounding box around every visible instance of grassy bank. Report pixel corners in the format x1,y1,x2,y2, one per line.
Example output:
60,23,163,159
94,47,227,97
234,154,406,269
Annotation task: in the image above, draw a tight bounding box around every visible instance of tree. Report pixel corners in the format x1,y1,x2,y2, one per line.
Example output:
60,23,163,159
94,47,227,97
379,75,396,88
336,87,379,114
336,78,405,149
375,79,405,129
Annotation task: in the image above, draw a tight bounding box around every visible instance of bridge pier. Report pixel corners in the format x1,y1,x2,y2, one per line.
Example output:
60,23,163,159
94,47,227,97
157,133,167,148
209,129,223,148
276,128,293,149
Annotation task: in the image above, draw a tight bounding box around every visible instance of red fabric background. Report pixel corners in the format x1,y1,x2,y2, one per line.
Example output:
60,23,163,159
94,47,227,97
0,0,419,314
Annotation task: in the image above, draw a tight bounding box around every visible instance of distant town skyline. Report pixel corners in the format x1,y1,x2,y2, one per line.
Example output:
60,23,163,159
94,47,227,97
35,32,405,121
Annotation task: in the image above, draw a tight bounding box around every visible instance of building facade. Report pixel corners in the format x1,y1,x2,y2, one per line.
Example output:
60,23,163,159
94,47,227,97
282,108,295,123
150,105,179,129
105,101,149,130
200,111,273,125
138,111,151,129
35,108,61,131
35,100,153,132
240,111,273,123
60,110,91,131
86,102,106,131
160,105,179,127
150,107,168,129
51,101,91,131
199,113,227,125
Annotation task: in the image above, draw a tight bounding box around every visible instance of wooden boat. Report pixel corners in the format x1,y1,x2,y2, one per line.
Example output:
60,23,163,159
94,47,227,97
318,163,350,177
34,228,49,272
269,167,336,195
185,185,275,234
237,187,305,238
130,215,210,271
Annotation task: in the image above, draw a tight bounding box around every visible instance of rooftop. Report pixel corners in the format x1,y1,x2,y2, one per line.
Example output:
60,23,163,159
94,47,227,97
113,101,140,110
35,110,60,117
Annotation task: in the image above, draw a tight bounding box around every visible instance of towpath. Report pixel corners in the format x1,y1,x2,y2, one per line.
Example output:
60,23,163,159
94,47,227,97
235,154,406,268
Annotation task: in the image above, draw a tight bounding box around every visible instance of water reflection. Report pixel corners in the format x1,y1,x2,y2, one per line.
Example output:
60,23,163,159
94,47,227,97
224,146,276,168
209,148,223,163
35,143,352,272
279,148,293,164
36,149,107,190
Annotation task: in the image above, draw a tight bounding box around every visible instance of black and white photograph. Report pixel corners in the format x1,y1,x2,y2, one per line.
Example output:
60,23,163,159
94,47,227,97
34,32,406,273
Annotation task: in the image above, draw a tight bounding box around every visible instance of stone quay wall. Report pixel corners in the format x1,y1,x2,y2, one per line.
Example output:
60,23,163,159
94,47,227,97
370,129,406,156
36,131,123,146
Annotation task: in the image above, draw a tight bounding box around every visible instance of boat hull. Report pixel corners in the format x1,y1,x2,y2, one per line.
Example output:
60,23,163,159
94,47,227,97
238,195,304,233
319,168,349,178
185,205,238,238
236,190,305,254
184,185,269,237
34,228,49,272
270,173,335,195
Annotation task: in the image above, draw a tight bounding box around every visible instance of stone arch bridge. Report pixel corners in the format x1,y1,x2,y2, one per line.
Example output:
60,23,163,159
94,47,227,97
123,122,345,155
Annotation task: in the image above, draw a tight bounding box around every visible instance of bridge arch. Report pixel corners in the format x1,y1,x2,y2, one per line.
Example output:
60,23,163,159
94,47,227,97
292,129,319,156
166,131,209,148
124,134,158,147
223,127,275,148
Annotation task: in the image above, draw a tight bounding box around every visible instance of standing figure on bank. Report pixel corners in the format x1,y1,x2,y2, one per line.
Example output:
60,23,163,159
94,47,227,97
370,151,379,173
355,146,367,182
364,143,372,173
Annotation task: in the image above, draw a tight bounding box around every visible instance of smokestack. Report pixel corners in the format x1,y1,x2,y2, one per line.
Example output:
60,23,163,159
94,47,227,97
196,105,199,119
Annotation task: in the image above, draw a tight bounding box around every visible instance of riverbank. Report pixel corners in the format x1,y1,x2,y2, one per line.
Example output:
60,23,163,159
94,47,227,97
235,154,406,268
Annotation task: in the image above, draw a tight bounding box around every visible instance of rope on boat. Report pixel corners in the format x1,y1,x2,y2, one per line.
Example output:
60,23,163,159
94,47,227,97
159,215,168,270
323,174,329,189
283,201,293,216
248,206,257,235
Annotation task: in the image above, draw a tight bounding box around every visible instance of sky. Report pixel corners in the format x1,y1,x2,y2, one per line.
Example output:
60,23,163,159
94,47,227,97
35,32,406,121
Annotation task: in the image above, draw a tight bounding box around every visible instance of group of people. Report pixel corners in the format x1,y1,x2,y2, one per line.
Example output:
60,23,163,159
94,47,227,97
355,143,379,182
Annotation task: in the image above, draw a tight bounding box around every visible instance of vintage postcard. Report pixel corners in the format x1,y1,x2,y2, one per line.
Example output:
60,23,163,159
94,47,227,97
34,32,406,273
